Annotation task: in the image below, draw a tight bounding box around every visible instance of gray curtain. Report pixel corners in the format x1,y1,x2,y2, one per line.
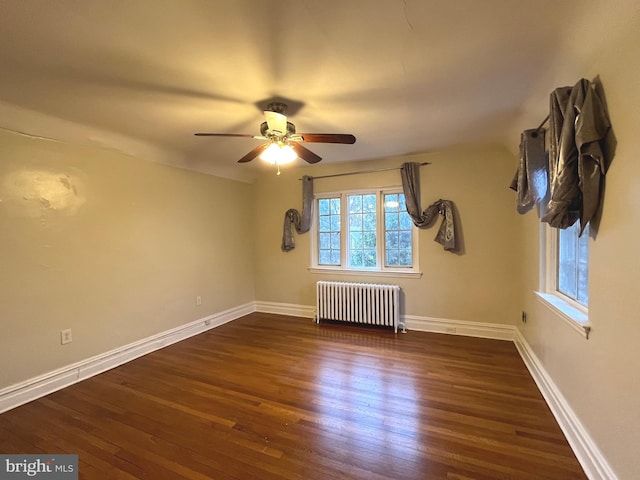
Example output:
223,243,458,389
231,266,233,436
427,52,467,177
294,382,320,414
281,175,314,252
401,162,458,252
541,79,611,235
510,128,548,215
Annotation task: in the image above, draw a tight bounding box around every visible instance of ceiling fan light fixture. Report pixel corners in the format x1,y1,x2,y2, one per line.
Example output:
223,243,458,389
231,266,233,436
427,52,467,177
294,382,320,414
260,142,297,165
194,101,355,167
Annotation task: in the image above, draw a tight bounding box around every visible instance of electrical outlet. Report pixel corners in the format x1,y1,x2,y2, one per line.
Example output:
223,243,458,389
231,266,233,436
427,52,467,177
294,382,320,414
196,295,202,306
60,329,72,345
522,311,527,323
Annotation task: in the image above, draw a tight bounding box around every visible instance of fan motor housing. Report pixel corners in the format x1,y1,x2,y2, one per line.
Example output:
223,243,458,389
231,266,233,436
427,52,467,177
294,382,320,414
260,121,296,137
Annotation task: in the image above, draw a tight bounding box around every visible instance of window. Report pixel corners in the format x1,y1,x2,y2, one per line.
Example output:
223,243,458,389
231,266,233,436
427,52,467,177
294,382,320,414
538,221,590,337
313,189,419,276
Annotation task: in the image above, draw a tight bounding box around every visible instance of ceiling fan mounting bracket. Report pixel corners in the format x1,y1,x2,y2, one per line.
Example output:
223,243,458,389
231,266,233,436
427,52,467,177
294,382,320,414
266,102,288,114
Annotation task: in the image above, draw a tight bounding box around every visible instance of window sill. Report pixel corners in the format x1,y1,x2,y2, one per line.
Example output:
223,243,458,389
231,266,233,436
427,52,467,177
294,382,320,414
308,267,422,279
535,292,591,339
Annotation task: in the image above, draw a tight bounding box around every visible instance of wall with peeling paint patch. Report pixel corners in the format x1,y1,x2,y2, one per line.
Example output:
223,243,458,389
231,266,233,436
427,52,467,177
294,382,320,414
0,129,255,387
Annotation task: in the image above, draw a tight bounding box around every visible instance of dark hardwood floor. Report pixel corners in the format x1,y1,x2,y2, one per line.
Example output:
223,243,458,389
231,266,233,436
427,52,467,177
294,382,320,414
0,313,587,479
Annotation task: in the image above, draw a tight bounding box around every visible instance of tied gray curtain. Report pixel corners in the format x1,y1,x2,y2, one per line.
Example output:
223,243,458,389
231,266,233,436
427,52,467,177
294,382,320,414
281,175,314,252
401,162,458,252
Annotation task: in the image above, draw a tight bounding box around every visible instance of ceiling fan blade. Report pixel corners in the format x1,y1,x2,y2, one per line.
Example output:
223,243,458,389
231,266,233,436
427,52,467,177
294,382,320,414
264,111,288,135
238,143,269,163
195,133,265,139
297,133,356,144
292,143,322,164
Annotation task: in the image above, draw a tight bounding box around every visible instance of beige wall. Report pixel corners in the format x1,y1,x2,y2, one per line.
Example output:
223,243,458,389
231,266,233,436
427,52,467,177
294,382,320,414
253,144,523,326
0,129,255,389
514,4,640,478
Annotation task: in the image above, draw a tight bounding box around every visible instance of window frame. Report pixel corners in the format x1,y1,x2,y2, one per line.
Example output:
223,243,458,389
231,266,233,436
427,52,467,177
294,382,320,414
310,188,421,278
537,223,591,338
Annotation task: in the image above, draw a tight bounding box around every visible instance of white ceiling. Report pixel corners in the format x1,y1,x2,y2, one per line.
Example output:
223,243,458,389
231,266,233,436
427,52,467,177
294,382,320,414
0,0,628,182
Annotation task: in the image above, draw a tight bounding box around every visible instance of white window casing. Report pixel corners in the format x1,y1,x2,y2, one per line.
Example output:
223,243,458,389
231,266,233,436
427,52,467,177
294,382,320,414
537,223,591,338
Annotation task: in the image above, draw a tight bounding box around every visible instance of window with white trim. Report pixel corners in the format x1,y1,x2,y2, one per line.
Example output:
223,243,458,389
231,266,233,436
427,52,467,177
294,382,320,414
312,189,419,275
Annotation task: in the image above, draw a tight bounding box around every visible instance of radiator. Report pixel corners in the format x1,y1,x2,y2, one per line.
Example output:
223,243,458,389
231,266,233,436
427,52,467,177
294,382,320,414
316,281,401,333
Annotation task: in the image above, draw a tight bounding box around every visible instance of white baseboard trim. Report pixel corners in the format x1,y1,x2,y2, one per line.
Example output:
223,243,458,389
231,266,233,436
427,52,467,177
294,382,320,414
404,314,517,341
514,329,617,480
253,305,518,342
0,302,255,415
255,301,315,319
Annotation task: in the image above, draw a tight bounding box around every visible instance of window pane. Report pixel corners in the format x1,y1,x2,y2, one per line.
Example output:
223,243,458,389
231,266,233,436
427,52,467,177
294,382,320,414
387,194,399,208
577,224,589,305
319,249,339,265
318,196,341,266
318,199,330,215
399,249,412,266
349,213,363,231
386,231,399,249
385,213,399,230
385,194,399,212
364,250,376,267
319,250,331,264
558,224,577,298
330,214,341,231
319,215,330,232
348,194,377,268
349,195,362,213
363,232,376,248
557,222,588,306
350,232,363,249
330,232,340,250
363,194,376,212
320,250,340,265
350,250,363,267
363,213,376,230
319,233,330,249
399,231,411,249
330,198,341,215
386,250,399,265
383,193,413,269
400,211,413,229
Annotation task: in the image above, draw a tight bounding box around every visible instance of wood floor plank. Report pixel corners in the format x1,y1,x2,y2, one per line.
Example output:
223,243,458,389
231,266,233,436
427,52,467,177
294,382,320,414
0,313,587,479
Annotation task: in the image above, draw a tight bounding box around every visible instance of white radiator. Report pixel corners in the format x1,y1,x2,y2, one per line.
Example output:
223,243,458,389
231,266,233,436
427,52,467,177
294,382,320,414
316,281,401,333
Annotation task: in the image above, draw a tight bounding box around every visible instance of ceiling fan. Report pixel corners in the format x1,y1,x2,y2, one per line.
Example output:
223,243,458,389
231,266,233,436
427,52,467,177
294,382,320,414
194,102,356,167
